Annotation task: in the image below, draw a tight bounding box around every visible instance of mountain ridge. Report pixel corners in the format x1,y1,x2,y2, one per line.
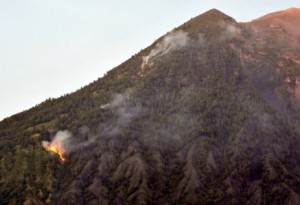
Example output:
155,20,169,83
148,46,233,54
252,7,300,22
251,7,300,37
1,8,300,204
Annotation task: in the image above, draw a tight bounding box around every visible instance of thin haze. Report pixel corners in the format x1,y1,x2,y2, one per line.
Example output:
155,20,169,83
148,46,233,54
0,0,299,120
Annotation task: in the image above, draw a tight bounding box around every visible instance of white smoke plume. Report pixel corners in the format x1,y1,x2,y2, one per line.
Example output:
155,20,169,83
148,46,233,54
219,21,241,40
100,88,141,136
42,89,140,160
101,90,131,110
42,130,71,150
142,30,190,67
42,129,98,159
100,104,110,109
42,130,71,160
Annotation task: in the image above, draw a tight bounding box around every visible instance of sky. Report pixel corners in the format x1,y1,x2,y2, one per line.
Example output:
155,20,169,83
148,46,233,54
1,0,300,120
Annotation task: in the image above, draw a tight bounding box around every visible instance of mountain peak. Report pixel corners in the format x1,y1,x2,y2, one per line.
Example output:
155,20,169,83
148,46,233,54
196,8,236,22
178,8,236,37
203,8,229,17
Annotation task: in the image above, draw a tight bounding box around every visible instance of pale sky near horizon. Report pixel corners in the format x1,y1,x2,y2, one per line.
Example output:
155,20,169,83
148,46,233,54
1,0,300,120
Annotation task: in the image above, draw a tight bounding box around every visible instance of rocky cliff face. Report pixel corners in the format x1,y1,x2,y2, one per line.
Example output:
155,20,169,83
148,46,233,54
1,8,300,205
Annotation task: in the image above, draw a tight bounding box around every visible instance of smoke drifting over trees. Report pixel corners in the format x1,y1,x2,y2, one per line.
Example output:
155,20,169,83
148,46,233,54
142,30,190,67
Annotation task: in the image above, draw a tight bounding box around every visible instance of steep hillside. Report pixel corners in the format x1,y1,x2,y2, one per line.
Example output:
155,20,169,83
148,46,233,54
252,7,300,36
1,9,300,205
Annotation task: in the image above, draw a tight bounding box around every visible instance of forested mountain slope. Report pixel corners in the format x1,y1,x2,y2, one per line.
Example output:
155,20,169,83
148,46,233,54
1,8,300,205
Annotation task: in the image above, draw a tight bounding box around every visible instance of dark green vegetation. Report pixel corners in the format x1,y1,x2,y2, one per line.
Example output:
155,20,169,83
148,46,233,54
1,9,300,204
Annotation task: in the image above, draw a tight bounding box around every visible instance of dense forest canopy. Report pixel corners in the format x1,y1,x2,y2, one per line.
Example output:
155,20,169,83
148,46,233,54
1,8,300,204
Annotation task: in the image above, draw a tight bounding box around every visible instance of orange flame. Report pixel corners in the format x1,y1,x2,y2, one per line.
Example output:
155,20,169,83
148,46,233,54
45,145,65,161
42,131,70,162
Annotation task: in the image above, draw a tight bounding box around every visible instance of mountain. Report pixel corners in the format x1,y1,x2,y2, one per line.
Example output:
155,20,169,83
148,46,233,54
1,8,300,205
251,7,300,36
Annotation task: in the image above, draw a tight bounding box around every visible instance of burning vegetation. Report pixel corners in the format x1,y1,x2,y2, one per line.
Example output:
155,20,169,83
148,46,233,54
43,142,65,161
42,131,70,162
